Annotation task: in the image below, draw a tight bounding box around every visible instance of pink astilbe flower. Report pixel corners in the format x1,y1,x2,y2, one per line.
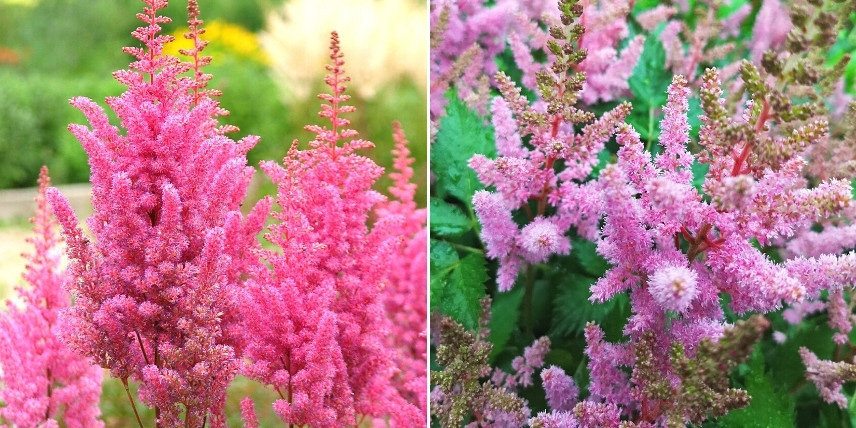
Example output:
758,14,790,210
800,347,856,408
750,0,792,63
241,32,422,427
46,2,269,426
0,167,103,428
653,2,746,83
648,265,699,313
583,323,636,412
577,0,644,104
491,337,551,389
429,0,643,124
376,122,429,415
240,398,259,428
517,218,571,263
541,366,578,412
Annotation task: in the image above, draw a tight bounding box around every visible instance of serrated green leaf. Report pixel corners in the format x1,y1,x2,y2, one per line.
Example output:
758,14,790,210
430,198,472,237
551,273,620,337
488,286,525,361
720,350,796,428
629,25,670,109
430,240,458,313
572,238,610,277
431,242,488,330
432,95,495,206
766,321,838,392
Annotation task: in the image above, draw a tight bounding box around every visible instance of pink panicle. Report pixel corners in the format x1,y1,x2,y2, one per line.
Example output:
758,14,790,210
800,347,854,408
46,1,268,424
541,366,579,412
377,122,429,415
0,167,103,427
242,32,423,427
750,0,792,63
578,1,645,104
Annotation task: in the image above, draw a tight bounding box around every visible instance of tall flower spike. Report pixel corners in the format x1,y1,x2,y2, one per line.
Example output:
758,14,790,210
47,2,269,425
377,122,429,415
243,31,423,427
0,167,103,427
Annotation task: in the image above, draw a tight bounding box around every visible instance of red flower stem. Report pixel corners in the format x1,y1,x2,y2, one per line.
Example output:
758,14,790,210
136,331,150,365
683,101,772,259
45,368,52,421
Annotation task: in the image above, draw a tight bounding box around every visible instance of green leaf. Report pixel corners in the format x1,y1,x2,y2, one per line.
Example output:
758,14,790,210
589,148,612,179
430,240,458,313
628,25,670,109
628,24,672,143
572,238,610,277
488,286,525,361
720,350,796,427
430,239,488,330
848,390,856,427
430,198,472,237
432,95,496,207
551,273,620,337
692,161,709,191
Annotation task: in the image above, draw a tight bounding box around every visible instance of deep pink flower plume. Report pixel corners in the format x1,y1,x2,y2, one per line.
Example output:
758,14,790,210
46,1,269,425
0,167,103,428
240,32,423,428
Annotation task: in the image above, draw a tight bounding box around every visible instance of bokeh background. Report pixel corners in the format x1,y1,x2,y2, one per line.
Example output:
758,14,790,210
0,0,427,425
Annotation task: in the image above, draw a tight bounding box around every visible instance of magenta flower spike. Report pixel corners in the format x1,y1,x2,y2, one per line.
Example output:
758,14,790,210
376,122,429,415
240,32,423,427
0,167,103,428
45,1,269,426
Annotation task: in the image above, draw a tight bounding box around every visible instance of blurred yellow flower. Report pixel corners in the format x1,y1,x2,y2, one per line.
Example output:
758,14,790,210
0,0,37,6
261,0,427,100
164,20,269,65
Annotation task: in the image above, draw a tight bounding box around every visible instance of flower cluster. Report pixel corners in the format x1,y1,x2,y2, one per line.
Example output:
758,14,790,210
0,167,103,428
39,1,425,427
469,0,630,293
429,0,642,125
47,1,269,424
239,32,423,427
432,0,856,425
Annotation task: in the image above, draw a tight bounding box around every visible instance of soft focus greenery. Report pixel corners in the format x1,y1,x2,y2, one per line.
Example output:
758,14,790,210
0,0,427,205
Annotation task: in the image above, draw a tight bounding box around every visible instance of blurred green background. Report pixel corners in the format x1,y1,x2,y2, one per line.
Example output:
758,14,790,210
0,0,426,426
0,0,427,201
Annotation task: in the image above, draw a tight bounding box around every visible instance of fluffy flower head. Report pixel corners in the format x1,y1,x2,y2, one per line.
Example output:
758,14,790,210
649,265,699,313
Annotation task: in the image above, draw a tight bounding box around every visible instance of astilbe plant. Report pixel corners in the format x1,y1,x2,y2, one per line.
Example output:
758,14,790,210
238,32,423,427
0,167,103,428
429,0,642,125
431,299,551,427
431,0,856,426
46,1,269,426
378,122,429,416
469,0,630,323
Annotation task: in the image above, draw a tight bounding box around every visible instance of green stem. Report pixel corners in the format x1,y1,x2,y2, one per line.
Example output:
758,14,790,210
523,265,535,337
122,378,145,428
448,242,483,254
645,106,655,152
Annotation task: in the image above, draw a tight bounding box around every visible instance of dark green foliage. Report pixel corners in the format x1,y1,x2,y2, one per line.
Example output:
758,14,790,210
432,95,496,206
430,240,488,330
719,350,796,428
627,24,671,144
431,198,473,237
